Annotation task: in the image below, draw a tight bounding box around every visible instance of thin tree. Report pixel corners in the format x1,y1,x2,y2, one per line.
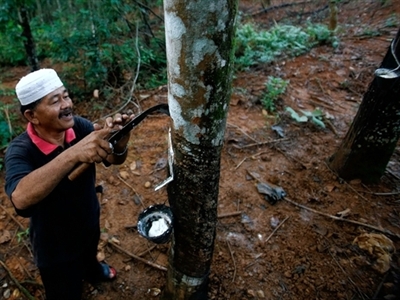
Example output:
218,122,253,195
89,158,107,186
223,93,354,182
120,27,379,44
161,0,238,298
328,27,400,183
19,4,40,71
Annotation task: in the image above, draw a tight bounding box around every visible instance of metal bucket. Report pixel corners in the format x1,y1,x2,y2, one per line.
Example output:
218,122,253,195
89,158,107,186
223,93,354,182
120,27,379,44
137,204,173,244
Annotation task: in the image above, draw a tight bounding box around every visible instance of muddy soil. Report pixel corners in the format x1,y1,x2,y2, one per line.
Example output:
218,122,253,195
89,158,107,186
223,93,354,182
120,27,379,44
1,1,400,299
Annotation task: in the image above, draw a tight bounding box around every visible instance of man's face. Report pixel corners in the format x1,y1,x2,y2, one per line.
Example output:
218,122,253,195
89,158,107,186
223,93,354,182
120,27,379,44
30,86,74,133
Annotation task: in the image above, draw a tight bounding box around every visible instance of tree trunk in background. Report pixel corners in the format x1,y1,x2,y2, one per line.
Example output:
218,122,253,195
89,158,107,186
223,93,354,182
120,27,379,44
35,0,43,23
19,6,39,71
328,27,400,184
161,0,238,298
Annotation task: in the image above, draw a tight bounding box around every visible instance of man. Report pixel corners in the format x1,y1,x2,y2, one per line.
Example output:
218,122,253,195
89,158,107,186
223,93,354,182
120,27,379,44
4,68,133,300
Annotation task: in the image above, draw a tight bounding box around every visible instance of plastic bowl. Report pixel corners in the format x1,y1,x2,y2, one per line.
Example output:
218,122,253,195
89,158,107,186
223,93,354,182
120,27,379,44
137,204,174,244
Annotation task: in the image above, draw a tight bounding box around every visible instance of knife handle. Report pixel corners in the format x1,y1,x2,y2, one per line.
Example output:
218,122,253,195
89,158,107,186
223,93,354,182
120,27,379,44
68,162,91,181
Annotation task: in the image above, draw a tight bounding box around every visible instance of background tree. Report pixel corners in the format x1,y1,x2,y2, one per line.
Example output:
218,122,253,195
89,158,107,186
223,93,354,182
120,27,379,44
0,0,39,70
161,0,238,298
19,4,39,71
329,27,400,183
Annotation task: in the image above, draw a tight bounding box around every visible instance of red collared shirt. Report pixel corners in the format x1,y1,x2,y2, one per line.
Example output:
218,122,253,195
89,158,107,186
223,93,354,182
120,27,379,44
26,123,76,155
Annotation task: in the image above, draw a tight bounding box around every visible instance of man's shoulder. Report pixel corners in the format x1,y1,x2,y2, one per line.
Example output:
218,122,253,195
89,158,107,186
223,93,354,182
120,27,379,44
73,116,94,134
73,115,93,126
8,131,30,147
5,131,33,157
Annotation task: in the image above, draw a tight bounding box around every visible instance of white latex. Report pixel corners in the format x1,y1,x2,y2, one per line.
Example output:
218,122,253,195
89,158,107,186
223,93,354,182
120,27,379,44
148,218,169,237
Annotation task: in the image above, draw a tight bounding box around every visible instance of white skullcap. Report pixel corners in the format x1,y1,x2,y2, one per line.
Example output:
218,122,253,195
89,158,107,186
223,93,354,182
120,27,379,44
15,68,64,106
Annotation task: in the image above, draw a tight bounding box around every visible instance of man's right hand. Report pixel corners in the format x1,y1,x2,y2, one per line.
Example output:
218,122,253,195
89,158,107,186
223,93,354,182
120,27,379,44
73,128,114,164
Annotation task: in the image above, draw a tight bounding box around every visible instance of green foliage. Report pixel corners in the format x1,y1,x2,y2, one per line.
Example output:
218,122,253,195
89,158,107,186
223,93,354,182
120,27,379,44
285,107,326,128
261,77,289,112
0,91,23,155
0,21,26,66
17,228,29,243
0,1,167,96
0,118,12,148
0,1,339,101
234,22,336,71
33,4,166,95
0,104,14,150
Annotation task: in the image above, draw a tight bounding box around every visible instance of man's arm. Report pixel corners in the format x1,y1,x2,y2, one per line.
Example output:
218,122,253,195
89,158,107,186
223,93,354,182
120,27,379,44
10,128,113,210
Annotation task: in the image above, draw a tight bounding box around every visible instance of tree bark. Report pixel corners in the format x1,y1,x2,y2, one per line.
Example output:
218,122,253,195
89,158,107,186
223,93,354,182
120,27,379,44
161,0,238,298
19,6,40,71
328,27,400,183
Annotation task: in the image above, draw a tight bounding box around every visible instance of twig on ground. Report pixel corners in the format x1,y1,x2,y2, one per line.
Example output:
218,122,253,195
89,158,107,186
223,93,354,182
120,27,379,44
18,261,35,281
233,138,288,149
372,191,400,196
0,204,25,230
0,259,36,300
325,119,339,136
328,249,368,300
109,240,167,272
283,197,400,239
234,157,247,170
314,78,327,96
137,245,158,257
273,146,307,169
244,253,264,270
226,240,236,283
117,175,145,208
125,224,137,229
218,211,243,218
227,123,259,143
373,272,389,299
265,216,289,243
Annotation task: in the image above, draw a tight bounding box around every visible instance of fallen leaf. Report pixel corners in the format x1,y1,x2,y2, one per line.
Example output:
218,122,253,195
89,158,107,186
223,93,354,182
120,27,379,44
353,233,394,274
0,230,11,244
119,171,129,180
325,184,335,192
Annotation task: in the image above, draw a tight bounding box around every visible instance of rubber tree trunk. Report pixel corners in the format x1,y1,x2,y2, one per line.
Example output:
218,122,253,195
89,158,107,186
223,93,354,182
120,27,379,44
328,27,400,183
19,6,40,71
161,0,238,298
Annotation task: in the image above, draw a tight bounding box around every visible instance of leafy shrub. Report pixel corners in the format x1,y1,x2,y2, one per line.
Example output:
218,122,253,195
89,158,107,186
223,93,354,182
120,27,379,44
234,22,336,71
261,76,289,112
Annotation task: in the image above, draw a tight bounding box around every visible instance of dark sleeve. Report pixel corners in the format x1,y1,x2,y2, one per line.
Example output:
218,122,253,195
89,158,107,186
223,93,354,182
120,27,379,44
4,135,37,217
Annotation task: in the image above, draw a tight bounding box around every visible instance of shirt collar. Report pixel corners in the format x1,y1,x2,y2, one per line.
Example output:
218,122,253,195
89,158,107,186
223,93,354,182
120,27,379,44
27,122,76,155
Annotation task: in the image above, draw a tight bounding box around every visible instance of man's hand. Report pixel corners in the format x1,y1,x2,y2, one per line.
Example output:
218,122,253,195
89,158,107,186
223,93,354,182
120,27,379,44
99,112,134,155
73,128,114,164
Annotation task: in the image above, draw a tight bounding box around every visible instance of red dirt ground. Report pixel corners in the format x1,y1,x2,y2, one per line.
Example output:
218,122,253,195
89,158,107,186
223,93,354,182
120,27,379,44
1,1,400,299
